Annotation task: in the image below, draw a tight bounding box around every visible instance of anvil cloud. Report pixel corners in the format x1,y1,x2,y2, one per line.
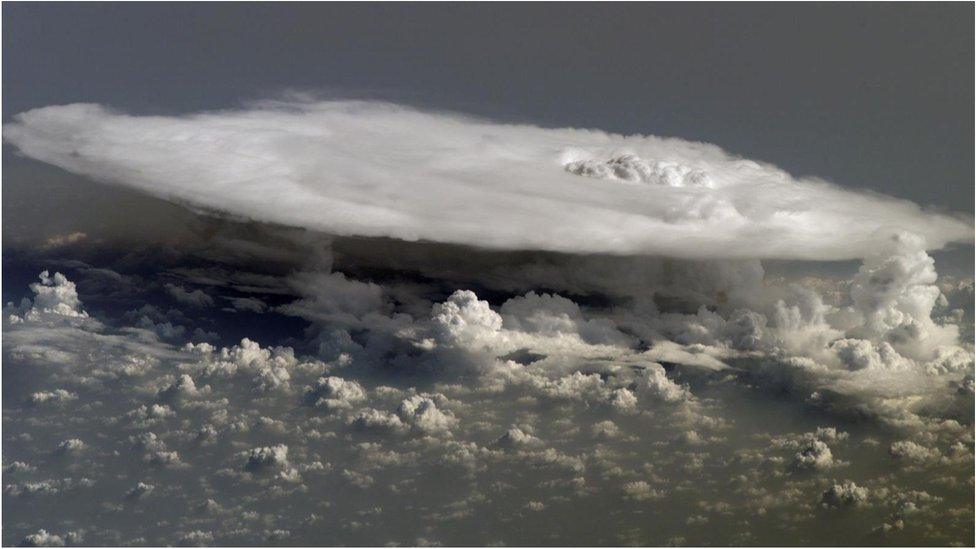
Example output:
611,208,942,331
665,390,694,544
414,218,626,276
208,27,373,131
4,100,971,260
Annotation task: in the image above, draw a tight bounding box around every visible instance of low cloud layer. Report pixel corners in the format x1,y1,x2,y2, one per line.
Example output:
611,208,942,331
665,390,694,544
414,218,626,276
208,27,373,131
3,256,973,545
4,100,971,260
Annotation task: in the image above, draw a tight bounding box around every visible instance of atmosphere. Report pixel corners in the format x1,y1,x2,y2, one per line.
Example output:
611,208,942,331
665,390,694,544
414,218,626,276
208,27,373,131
3,3,973,547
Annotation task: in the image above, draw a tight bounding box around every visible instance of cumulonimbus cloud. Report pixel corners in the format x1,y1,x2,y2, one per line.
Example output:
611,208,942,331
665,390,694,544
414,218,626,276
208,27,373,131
4,100,972,260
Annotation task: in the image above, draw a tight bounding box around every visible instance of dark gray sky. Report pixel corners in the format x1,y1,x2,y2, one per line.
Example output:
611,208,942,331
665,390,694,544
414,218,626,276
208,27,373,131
3,2,973,211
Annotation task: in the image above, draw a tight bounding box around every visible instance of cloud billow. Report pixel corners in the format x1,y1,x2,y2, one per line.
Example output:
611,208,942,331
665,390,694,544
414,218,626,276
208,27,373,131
4,100,971,260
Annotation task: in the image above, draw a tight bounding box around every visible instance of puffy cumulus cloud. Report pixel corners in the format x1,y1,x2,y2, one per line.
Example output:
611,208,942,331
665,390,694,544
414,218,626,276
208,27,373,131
760,428,849,473
329,257,971,438
6,271,90,324
4,478,94,499
500,292,634,347
304,376,367,411
619,239,973,431
6,482,50,499
125,481,155,500
29,389,78,407
144,449,184,469
396,395,458,435
2,260,973,544
349,408,407,434
493,426,543,449
4,100,971,260
409,263,967,434
242,444,290,472
430,290,506,351
820,481,869,508
3,462,37,474
19,529,65,547
831,339,912,372
790,440,837,472
178,531,214,547
417,289,655,402
53,439,86,457
182,338,326,394
622,480,664,501
636,364,692,403
591,420,622,440
536,371,611,402
126,404,177,429
847,233,961,357
889,440,943,465
157,374,206,403
29,272,88,317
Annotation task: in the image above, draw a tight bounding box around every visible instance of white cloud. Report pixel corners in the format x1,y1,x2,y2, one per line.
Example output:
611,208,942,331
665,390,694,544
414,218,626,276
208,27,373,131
889,440,942,465
349,408,407,434
493,426,542,448
500,291,633,346
157,374,205,403
1,257,972,545
304,376,367,411
178,531,214,547
635,363,691,403
622,480,664,501
184,338,319,394
125,482,155,500
790,439,836,471
277,271,386,326
242,444,290,472
397,395,457,435
4,101,970,260
29,389,78,406
10,271,90,322
821,481,869,507
54,439,86,455
19,529,65,547
431,290,505,350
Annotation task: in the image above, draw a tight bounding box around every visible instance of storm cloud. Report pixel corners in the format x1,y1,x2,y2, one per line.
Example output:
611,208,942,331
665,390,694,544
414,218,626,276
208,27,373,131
3,6,973,544
5,100,971,260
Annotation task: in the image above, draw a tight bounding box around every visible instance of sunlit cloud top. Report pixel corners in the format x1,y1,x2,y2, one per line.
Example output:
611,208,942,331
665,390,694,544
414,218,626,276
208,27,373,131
5,100,972,260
